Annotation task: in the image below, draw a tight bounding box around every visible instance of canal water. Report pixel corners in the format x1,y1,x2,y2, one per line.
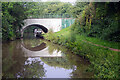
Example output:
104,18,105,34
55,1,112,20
2,35,93,78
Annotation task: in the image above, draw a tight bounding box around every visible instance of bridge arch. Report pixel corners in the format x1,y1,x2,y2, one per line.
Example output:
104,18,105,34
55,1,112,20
21,24,48,37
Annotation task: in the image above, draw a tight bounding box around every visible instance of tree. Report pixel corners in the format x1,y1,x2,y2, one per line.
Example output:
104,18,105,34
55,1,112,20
72,1,89,18
2,2,27,41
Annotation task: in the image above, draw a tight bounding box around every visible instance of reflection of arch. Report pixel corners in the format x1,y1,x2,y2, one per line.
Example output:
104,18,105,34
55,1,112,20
21,39,46,51
23,42,46,51
21,24,48,37
21,39,62,57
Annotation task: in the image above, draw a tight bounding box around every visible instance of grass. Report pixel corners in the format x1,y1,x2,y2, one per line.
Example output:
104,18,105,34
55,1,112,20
76,35,120,49
44,26,120,78
45,26,120,50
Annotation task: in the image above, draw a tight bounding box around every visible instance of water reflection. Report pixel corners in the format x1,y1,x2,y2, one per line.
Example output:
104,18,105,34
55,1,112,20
2,38,93,78
21,38,63,57
21,38,46,51
18,57,45,78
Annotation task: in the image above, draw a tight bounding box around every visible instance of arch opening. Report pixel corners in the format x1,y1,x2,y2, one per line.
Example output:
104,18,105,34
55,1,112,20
23,24,48,33
21,24,48,38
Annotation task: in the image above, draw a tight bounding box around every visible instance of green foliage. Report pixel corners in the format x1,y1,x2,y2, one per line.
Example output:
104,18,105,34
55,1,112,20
72,1,89,18
25,2,74,18
2,2,27,41
72,2,120,42
25,2,47,18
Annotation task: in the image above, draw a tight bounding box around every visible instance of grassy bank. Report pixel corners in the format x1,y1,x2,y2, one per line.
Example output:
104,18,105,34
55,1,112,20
44,26,119,78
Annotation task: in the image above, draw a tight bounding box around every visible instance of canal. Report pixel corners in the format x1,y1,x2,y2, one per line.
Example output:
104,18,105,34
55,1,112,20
2,35,93,78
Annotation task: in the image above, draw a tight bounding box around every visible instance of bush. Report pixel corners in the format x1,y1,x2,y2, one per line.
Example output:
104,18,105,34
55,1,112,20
71,2,120,42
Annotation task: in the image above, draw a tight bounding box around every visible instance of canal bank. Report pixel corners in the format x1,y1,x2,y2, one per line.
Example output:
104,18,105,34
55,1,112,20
44,27,119,78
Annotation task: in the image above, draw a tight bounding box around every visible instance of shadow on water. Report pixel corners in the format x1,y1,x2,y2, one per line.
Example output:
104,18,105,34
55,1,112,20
2,33,93,78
